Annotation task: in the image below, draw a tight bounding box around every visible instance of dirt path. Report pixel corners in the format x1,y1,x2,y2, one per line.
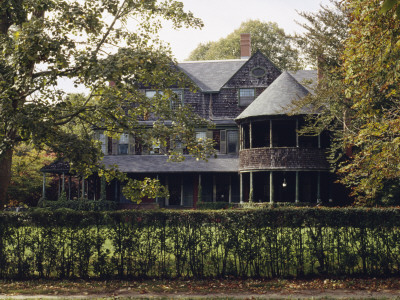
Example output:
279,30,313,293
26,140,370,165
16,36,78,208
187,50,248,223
2,278,400,299
3,290,400,299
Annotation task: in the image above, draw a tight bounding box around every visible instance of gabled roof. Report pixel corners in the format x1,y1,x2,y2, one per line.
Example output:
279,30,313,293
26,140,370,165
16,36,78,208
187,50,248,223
177,59,247,92
236,71,310,120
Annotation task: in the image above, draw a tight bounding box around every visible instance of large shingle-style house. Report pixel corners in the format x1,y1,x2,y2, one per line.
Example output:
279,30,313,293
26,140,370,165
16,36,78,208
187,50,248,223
42,34,343,208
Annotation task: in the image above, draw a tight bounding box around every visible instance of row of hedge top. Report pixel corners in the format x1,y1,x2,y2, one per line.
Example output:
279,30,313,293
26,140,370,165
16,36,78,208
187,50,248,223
1,207,400,279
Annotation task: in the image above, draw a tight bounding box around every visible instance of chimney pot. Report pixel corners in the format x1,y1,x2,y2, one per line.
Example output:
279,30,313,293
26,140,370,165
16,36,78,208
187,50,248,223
240,33,251,59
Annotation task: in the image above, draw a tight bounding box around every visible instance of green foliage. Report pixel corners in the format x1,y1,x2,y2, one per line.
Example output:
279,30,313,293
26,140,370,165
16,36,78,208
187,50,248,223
1,208,400,279
41,199,117,211
196,201,237,210
338,0,400,204
0,0,211,207
187,20,302,70
7,144,54,206
122,177,168,204
294,0,349,69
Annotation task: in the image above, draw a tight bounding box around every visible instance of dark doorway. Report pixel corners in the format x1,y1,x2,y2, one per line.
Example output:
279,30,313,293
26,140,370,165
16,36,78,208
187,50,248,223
168,176,181,206
253,172,269,202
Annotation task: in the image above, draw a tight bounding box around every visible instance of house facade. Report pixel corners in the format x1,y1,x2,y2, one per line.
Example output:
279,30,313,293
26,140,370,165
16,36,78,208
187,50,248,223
42,34,344,207
99,34,337,208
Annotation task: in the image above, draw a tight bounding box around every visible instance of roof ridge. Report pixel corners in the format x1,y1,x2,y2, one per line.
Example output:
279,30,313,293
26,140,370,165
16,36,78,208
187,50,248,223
178,59,248,64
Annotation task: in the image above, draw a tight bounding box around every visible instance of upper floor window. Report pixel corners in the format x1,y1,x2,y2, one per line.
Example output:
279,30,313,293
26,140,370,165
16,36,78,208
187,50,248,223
118,133,129,155
239,88,255,107
171,89,183,110
99,133,107,154
227,130,239,154
145,90,157,98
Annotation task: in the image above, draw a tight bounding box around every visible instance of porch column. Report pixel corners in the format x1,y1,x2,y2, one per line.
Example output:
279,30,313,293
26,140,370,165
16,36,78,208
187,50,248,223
295,171,299,203
269,171,274,203
165,177,169,206
318,134,321,149
62,173,65,192
239,173,243,204
58,174,61,197
68,175,71,200
317,171,321,203
198,174,202,202
78,178,80,200
249,172,253,203
229,174,232,203
156,175,159,204
212,175,216,202
296,119,299,147
82,177,85,199
269,120,273,147
42,173,46,199
180,177,184,206
249,121,253,149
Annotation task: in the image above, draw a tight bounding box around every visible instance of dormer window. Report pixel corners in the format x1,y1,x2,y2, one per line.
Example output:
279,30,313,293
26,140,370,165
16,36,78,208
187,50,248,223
239,88,255,107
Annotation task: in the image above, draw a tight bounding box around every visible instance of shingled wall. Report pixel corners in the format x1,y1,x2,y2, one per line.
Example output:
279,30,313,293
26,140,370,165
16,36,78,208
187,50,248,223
223,51,281,89
239,147,330,171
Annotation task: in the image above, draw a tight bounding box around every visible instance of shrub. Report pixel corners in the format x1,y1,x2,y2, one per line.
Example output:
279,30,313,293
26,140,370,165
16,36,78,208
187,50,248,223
0,208,400,279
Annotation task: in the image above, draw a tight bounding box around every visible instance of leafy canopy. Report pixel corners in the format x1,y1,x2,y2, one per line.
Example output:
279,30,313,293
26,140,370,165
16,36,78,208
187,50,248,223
338,0,400,205
0,0,215,205
187,20,302,70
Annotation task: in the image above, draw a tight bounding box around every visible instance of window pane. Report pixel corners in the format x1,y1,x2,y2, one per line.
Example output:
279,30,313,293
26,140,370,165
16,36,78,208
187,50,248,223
118,144,128,155
99,133,107,154
171,90,183,110
196,131,207,141
145,90,157,98
119,133,129,144
239,88,255,106
227,131,238,153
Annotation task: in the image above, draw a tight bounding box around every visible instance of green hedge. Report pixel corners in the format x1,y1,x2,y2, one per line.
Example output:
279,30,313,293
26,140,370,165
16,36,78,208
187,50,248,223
196,201,237,210
1,208,400,279
40,199,118,211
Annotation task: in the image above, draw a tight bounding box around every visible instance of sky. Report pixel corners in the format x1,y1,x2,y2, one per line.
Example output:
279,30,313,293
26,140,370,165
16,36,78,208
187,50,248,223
160,0,331,61
61,0,331,93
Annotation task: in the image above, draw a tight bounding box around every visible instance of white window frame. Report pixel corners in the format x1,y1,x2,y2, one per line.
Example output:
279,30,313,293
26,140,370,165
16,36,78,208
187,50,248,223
238,88,255,107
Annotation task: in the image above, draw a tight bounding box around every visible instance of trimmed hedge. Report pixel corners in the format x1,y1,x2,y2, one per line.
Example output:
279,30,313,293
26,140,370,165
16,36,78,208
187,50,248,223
40,199,118,211
1,208,400,279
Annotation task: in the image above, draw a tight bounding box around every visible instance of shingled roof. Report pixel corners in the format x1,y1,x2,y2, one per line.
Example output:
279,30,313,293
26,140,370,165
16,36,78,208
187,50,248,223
288,70,317,92
102,155,238,173
177,59,247,92
236,71,311,120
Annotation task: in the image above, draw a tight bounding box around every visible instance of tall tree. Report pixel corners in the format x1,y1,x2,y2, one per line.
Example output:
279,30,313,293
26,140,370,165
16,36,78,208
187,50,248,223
293,1,350,165
0,0,213,207
7,144,54,207
338,0,400,205
187,20,302,70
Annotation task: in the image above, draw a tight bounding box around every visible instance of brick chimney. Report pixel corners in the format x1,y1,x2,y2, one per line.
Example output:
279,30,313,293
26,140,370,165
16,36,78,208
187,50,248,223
240,33,251,59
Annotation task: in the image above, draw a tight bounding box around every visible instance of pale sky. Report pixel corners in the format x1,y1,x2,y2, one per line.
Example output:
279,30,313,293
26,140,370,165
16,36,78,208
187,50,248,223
61,0,331,93
160,0,331,61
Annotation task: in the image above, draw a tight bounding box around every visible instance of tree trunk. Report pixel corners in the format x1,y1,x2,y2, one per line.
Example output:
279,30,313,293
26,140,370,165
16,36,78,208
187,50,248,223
0,148,13,208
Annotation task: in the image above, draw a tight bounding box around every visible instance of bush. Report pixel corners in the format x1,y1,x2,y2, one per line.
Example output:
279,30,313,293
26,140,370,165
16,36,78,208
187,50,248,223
41,199,117,211
0,207,400,279
196,201,237,210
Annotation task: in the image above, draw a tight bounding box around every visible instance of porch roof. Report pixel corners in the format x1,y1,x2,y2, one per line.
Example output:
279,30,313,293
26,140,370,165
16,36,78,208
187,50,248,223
101,154,239,173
